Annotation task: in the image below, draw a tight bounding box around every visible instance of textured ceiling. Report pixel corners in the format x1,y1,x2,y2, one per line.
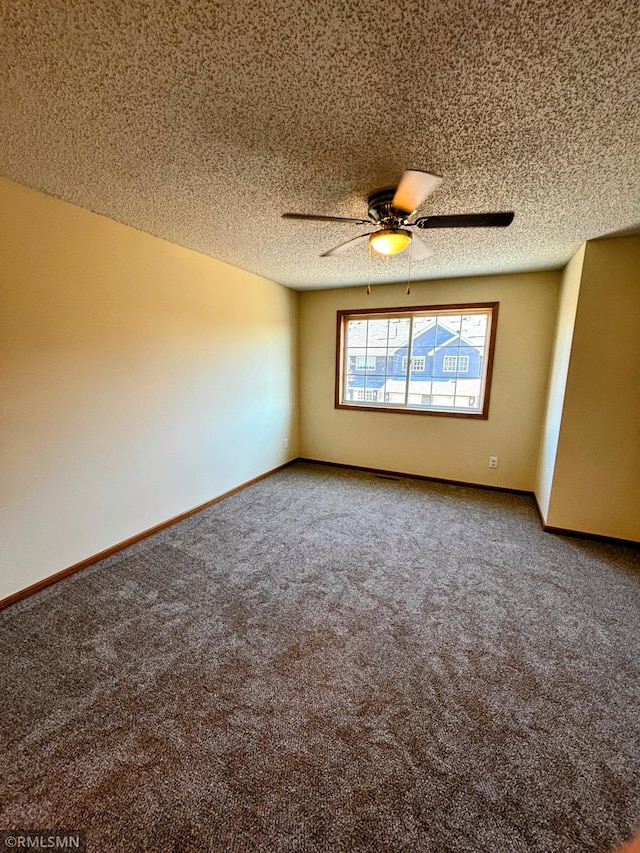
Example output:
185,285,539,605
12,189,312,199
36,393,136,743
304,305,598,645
0,0,638,290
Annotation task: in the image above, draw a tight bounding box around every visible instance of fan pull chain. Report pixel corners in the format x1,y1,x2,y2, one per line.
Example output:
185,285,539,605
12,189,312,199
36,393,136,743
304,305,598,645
366,239,372,295
406,240,413,295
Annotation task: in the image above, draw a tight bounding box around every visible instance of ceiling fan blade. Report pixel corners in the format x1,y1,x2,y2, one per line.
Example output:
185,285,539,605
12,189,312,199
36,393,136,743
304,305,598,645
321,233,372,257
282,212,370,224
409,235,434,260
415,212,515,229
392,170,443,215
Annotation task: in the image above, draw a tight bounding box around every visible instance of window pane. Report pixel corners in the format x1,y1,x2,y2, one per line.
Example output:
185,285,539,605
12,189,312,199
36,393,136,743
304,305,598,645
461,313,488,344
385,373,408,405
412,315,433,339
365,319,390,348
346,320,368,348
346,350,368,373
407,377,432,407
363,348,390,376
454,377,483,409
387,317,411,344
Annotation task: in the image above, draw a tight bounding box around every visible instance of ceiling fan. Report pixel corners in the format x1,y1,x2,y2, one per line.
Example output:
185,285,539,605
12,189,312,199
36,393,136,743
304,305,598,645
282,170,514,259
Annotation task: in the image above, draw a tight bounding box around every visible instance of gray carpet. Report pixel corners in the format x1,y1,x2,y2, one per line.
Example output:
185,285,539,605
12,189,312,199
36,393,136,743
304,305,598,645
1,461,639,852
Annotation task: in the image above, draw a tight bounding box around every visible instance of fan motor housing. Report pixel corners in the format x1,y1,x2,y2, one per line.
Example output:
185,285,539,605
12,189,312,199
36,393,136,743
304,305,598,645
368,189,409,227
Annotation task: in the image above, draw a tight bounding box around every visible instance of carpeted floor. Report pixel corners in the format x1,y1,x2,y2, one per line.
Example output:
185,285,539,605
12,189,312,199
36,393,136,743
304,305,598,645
1,461,639,852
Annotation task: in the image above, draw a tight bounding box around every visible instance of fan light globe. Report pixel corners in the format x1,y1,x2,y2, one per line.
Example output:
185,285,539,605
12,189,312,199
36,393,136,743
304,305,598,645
369,228,412,256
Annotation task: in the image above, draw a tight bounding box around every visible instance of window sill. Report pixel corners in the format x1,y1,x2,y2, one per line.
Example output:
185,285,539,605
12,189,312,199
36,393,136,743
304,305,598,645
335,402,489,419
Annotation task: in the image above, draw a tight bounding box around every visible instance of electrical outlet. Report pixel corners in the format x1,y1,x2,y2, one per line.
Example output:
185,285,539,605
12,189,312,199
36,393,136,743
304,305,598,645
489,456,498,468
284,438,289,449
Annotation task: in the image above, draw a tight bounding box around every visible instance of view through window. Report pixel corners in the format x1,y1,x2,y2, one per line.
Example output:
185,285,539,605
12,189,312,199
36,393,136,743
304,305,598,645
336,303,498,418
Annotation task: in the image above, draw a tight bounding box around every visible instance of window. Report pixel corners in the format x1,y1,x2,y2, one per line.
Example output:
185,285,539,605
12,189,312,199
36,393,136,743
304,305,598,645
355,356,376,371
442,355,456,372
401,355,426,372
353,389,379,402
443,355,469,373
336,303,498,418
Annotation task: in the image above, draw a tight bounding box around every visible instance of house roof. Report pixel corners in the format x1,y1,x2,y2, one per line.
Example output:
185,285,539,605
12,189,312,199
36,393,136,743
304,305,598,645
346,315,485,354
347,318,434,351
0,0,637,291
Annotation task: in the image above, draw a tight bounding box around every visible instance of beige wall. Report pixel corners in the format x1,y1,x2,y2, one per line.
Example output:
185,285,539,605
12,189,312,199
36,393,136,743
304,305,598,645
299,271,560,491
535,244,585,517
3,175,635,602
544,236,640,540
0,178,299,599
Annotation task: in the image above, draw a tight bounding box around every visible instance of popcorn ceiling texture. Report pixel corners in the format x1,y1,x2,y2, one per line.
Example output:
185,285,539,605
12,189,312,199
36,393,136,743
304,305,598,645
0,0,638,290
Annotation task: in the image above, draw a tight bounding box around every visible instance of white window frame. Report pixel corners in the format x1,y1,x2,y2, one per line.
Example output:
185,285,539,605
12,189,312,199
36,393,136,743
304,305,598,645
401,355,426,372
442,355,457,372
443,354,470,373
354,388,378,401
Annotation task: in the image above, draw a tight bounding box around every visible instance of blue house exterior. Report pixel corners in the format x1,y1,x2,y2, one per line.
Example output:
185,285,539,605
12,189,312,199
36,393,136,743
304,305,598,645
390,324,483,382
346,321,483,403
